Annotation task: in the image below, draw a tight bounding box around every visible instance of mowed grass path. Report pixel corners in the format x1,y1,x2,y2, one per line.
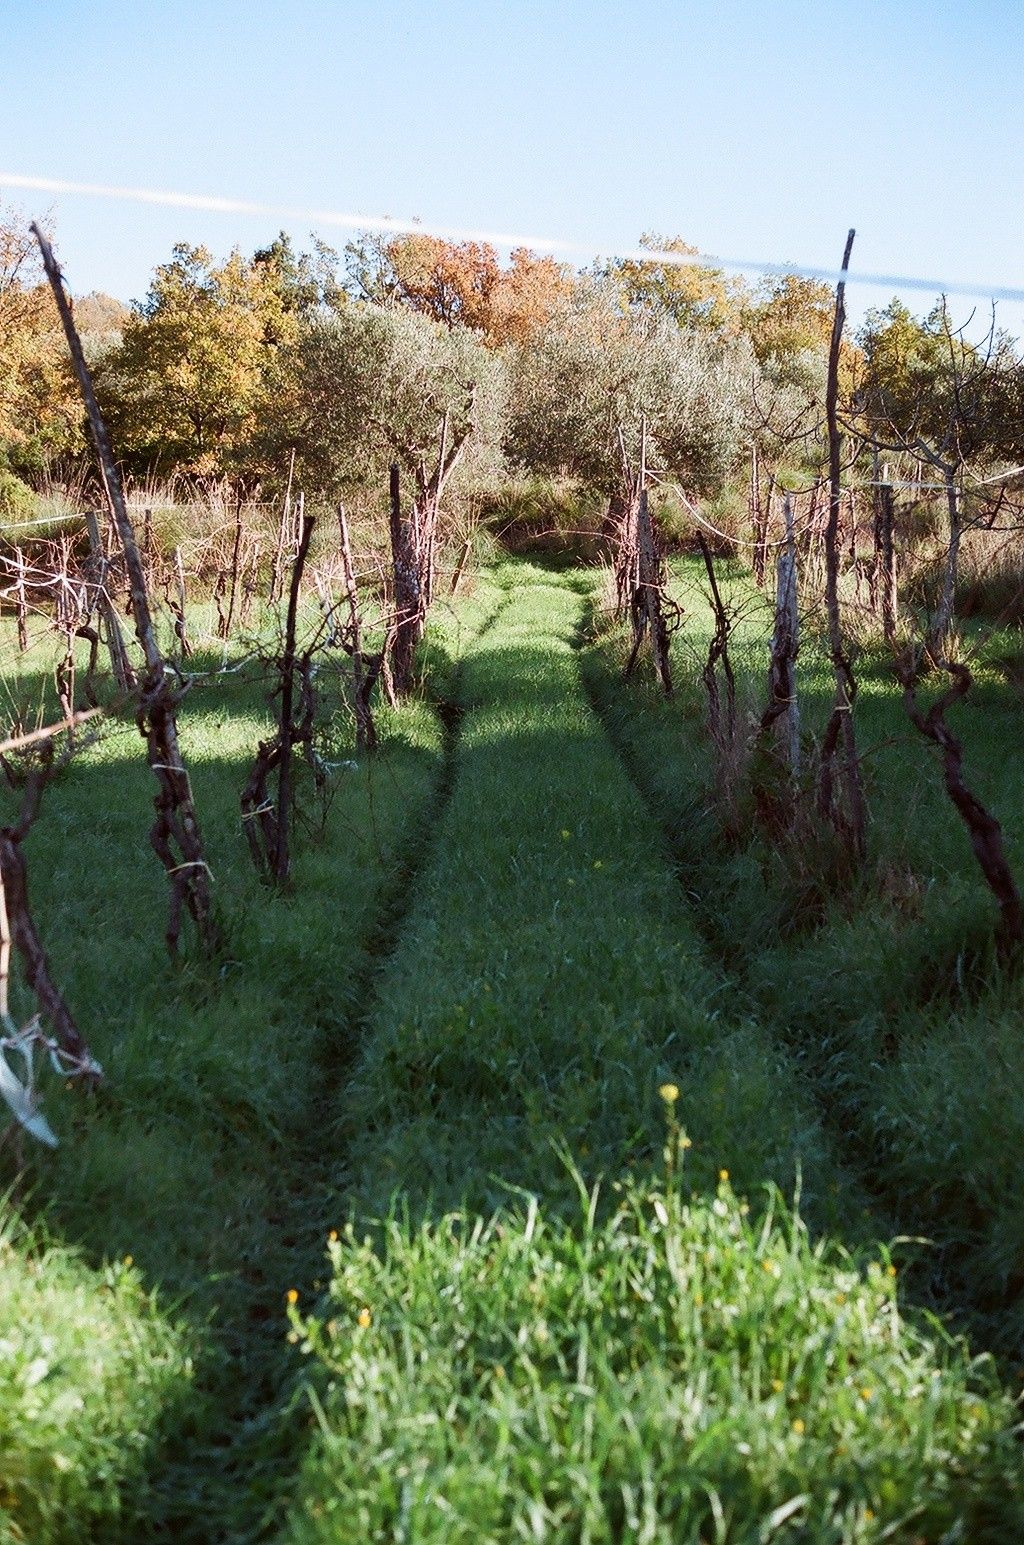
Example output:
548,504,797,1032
334,563,829,1219
284,563,1024,1544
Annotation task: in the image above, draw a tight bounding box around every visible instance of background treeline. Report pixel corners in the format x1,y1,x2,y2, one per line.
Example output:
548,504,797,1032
5,208,1024,616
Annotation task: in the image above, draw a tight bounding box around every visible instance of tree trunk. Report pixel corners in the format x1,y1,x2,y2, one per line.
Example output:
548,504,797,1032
817,229,867,861
388,464,423,696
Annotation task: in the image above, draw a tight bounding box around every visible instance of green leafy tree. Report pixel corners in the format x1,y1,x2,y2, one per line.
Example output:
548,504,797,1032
507,280,751,500
288,302,508,497
856,298,1023,647
606,234,747,334
98,234,339,479
0,209,82,474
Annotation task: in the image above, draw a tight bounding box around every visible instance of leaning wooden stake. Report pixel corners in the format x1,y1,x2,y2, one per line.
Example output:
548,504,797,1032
817,229,867,859
33,225,217,954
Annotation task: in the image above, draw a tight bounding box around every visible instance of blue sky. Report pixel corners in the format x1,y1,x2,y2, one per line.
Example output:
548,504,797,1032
3,0,1023,338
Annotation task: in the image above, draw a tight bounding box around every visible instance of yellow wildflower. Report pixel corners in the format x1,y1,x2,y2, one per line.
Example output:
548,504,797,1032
357,1307,372,1329
659,1083,679,1104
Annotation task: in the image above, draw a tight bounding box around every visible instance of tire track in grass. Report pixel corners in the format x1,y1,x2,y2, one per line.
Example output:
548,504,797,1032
573,610,874,1238
281,562,1024,1545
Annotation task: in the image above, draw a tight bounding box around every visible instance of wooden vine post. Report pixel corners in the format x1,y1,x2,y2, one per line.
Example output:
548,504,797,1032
33,225,218,955
388,464,423,697
82,508,135,690
620,419,673,695
761,493,800,775
14,548,28,652
241,515,324,882
872,463,898,646
816,228,867,859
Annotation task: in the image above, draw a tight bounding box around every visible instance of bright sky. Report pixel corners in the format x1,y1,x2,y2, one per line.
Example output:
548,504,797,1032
3,0,1023,340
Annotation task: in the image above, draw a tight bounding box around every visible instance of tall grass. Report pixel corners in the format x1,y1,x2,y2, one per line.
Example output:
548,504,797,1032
286,1175,1024,1545
0,1209,190,1544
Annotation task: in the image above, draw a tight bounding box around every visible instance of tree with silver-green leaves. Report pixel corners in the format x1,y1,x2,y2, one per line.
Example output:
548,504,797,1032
506,278,752,503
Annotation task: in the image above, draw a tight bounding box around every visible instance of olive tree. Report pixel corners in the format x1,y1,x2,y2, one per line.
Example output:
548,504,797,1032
291,303,508,689
506,280,752,504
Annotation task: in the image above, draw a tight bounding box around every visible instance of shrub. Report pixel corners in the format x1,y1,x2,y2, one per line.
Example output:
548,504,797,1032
0,468,36,525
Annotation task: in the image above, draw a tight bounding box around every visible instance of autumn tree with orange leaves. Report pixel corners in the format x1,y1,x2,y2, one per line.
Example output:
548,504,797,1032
345,232,576,347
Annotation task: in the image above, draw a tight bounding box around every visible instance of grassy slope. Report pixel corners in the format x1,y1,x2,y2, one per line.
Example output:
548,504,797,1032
283,562,1024,1544
582,556,1024,1350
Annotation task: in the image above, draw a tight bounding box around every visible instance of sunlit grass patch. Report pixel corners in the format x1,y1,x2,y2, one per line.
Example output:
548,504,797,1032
285,1174,1024,1543
0,1209,190,1544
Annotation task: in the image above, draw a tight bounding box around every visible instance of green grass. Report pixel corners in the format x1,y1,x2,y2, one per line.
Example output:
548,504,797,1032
0,1209,190,1544
280,561,1024,1541
0,587,496,1538
581,555,1024,1350
330,562,832,1221
284,1172,1024,1545
5,557,1024,1539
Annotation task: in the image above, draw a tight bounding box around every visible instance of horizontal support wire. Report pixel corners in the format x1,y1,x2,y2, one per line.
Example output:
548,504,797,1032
3,170,1023,304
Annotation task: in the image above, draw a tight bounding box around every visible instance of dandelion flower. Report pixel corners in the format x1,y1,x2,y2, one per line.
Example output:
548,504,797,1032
357,1307,372,1328
719,1168,729,1183
286,1288,299,1305
659,1083,679,1104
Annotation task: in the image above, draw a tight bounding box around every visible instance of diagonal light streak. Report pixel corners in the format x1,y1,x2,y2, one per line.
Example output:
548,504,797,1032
2,171,1023,303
